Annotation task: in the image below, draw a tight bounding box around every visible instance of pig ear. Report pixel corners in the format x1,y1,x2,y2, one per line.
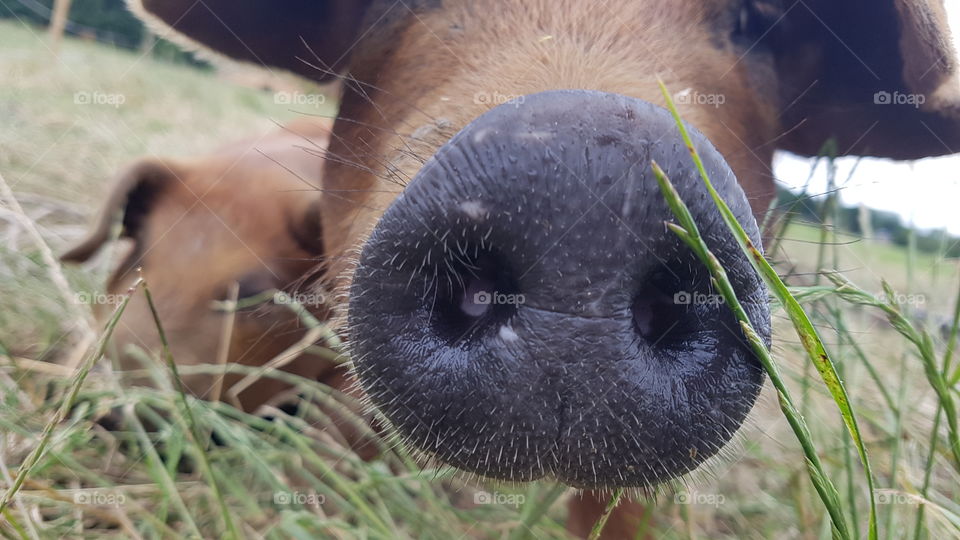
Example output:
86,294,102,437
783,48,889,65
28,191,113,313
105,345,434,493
772,0,960,159
61,159,175,263
130,0,373,81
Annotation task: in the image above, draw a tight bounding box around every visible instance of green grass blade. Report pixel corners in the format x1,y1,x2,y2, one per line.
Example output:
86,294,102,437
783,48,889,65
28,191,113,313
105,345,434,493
508,483,567,540
0,507,31,540
914,278,960,538
587,489,624,540
828,273,960,469
0,279,141,514
141,281,241,540
652,162,850,539
657,79,878,540
127,403,203,537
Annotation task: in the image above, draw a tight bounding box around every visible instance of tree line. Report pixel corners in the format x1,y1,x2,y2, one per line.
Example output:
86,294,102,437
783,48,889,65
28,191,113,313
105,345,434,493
1,0,204,65
776,185,960,258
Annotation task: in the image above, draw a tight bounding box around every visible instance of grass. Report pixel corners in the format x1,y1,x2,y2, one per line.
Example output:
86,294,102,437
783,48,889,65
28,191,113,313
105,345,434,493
1,18,960,539
654,79,876,539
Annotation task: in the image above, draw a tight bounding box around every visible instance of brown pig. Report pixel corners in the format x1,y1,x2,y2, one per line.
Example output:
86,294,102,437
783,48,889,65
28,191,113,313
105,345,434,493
64,118,333,412
130,1,960,536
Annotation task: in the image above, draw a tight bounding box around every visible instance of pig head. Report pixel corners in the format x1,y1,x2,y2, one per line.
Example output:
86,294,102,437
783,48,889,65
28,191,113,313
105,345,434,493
129,0,960,491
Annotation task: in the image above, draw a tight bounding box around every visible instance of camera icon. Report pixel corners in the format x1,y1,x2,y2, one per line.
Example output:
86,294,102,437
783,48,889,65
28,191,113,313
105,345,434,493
274,92,292,105
73,492,90,505
673,291,692,305
474,291,492,305
674,491,692,504
474,491,493,505
874,91,892,105
273,492,292,505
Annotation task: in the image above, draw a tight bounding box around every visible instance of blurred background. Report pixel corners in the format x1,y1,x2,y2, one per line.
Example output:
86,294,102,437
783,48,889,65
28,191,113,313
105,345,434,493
0,0,337,356
1,1,959,538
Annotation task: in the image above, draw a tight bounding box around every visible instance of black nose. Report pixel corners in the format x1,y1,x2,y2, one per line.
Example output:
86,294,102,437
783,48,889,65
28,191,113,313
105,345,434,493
349,90,769,489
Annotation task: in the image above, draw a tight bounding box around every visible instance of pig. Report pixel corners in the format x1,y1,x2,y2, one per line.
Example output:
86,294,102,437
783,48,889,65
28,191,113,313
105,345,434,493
63,118,334,412
130,0,960,537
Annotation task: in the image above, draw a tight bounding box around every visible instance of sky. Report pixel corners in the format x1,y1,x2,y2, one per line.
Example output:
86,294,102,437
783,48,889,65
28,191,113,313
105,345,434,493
773,3,960,235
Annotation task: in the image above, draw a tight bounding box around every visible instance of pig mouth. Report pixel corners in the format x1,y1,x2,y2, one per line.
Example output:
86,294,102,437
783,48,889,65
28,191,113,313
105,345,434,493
348,90,769,489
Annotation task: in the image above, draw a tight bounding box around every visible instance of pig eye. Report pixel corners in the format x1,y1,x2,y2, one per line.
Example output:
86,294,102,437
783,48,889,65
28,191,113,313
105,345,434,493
226,271,281,305
732,0,783,48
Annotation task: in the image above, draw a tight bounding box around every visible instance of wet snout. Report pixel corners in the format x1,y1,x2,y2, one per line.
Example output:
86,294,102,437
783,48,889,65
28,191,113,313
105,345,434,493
349,90,770,489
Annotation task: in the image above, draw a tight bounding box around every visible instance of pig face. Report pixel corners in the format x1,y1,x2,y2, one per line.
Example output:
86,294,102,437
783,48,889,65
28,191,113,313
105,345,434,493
132,0,960,489
64,121,331,411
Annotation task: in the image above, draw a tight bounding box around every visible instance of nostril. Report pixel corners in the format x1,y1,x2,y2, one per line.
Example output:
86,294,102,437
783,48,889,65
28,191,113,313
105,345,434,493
632,290,681,342
433,250,520,342
632,270,697,346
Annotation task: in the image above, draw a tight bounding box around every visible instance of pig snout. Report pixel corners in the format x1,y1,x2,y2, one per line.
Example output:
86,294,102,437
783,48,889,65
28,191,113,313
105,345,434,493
348,90,770,489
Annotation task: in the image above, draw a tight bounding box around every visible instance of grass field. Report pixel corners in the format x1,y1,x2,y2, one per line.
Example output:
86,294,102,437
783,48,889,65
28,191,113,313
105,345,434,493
1,18,959,539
